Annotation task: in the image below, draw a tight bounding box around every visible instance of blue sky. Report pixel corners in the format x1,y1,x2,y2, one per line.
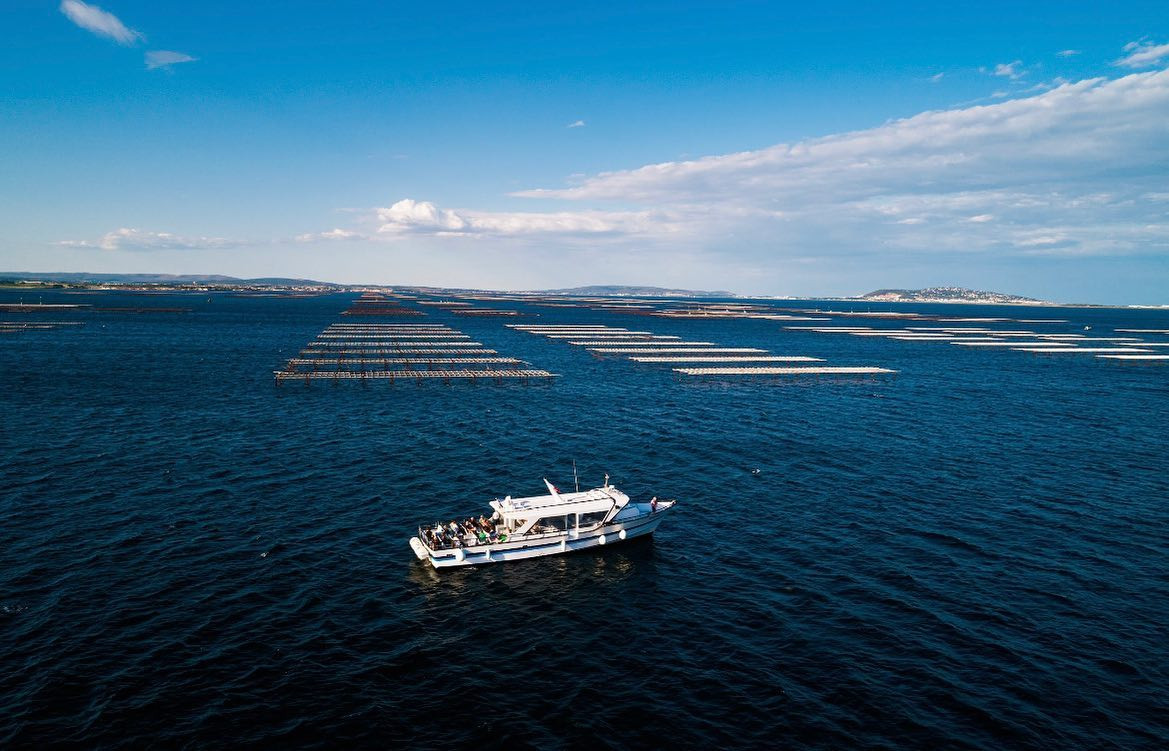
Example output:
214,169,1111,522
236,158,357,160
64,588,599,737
2,1,1168,302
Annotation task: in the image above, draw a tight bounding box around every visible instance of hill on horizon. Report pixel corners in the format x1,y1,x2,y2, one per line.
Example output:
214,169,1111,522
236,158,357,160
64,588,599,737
860,286,1043,304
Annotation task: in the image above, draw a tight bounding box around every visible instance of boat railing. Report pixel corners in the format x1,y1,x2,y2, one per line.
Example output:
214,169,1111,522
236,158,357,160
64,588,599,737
416,500,656,551
418,523,586,551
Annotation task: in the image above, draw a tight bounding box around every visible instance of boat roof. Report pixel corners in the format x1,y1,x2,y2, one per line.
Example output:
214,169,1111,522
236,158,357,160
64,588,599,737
489,485,628,519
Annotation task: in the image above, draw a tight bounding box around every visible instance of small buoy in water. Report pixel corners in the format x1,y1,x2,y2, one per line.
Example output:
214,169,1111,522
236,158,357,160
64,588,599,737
260,551,268,558
751,468,761,476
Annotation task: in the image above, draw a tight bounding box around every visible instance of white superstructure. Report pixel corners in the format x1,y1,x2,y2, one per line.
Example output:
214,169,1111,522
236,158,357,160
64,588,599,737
409,477,676,568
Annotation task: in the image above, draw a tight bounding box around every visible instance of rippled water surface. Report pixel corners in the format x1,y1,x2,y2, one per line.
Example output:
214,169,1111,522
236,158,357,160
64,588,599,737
2,290,1167,749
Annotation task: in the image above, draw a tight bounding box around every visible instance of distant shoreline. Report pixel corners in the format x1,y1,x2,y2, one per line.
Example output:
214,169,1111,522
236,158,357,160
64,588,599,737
2,275,1166,308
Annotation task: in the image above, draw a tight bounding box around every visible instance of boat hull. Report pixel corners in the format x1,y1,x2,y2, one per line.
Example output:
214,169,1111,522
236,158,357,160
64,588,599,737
412,505,673,569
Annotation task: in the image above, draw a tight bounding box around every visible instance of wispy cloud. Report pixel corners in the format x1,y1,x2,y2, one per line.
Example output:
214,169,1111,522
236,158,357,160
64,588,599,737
494,67,1169,260
60,228,232,251
61,2,196,69
280,62,1169,287
59,0,142,46
295,228,366,243
567,120,586,128
1116,39,1169,68
145,50,197,70
374,199,659,238
1057,49,1081,57
929,72,945,83
992,60,1024,79
515,70,1169,202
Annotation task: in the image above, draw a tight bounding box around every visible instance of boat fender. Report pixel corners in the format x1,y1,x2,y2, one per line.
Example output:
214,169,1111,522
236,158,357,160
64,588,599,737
560,539,567,552
484,549,491,561
598,534,606,545
454,548,465,562
618,529,627,541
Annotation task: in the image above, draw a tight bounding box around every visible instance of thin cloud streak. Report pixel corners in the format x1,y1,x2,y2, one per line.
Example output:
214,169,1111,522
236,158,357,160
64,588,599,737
59,0,142,45
145,50,197,70
60,228,233,251
295,228,366,243
374,199,661,237
1116,39,1169,68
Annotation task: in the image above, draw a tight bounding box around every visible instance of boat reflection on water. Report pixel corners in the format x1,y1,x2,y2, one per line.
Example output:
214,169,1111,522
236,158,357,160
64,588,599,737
405,534,662,605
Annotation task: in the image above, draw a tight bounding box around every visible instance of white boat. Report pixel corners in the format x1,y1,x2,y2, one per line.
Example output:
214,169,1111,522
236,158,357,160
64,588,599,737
409,477,677,568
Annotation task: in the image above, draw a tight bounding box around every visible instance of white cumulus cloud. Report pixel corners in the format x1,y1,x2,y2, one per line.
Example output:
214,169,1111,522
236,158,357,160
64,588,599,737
567,120,586,128
59,0,142,45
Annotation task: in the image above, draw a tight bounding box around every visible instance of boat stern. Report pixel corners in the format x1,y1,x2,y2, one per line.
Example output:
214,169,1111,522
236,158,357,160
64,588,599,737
408,536,430,561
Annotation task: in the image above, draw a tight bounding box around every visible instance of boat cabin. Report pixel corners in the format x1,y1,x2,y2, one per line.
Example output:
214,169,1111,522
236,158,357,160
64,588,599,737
489,485,629,537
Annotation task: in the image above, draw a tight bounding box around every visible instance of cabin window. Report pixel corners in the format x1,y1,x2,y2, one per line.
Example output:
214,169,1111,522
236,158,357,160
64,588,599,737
576,511,608,528
536,516,569,532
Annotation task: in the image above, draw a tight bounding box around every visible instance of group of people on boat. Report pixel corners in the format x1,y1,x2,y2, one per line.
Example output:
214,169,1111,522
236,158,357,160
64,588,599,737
419,515,507,550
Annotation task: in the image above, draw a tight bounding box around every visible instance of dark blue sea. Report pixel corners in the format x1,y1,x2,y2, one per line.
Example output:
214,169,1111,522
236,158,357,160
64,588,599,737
2,289,1167,749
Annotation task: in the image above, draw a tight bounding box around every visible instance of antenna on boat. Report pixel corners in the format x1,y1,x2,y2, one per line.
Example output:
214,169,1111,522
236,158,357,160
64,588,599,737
604,472,609,488
572,460,579,493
